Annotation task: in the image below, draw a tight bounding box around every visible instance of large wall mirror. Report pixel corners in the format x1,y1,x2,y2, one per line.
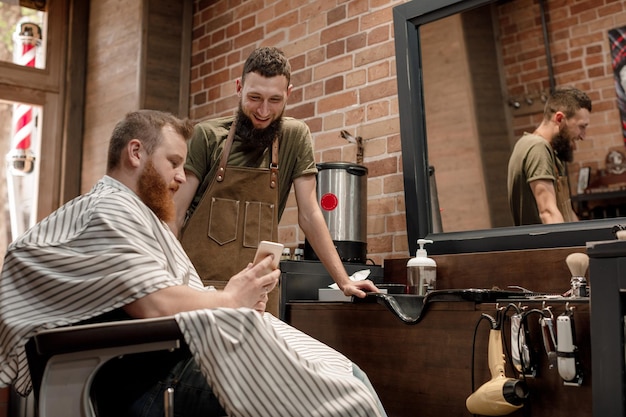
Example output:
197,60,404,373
394,0,626,256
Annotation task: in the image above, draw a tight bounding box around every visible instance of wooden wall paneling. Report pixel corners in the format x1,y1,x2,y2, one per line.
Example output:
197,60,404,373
82,0,142,191
384,246,586,295
142,0,191,117
287,299,591,417
59,0,90,204
82,0,192,192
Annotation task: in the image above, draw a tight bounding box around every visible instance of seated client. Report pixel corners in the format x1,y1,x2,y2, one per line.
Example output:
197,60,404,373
0,110,387,417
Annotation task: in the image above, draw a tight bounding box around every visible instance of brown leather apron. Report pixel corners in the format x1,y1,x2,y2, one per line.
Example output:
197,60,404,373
181,122,280,315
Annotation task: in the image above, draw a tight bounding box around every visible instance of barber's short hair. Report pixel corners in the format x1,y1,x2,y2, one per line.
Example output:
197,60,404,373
544,87,592,120
241,46,291,85
107,110,194,171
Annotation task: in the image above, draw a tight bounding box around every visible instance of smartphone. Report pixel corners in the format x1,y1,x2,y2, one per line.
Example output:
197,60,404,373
252,241,284,271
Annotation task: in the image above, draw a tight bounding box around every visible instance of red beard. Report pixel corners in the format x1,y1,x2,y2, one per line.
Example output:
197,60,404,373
137,160,176,223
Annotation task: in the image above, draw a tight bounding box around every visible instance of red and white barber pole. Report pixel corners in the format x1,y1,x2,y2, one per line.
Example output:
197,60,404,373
6,19,43,240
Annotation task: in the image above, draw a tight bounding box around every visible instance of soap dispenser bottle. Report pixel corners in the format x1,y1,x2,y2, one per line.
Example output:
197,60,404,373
407,239,437,295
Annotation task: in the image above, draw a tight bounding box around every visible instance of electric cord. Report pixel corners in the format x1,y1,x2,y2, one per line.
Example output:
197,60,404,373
499,303,522,378
510,308,548,417
517,309,548,379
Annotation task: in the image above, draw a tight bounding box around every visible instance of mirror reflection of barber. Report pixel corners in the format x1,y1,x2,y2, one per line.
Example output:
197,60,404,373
507,87,592,226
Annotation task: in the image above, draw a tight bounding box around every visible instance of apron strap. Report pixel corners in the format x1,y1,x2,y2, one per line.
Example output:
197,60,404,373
270,139,278,189
217,119,279,189
216,121,236,183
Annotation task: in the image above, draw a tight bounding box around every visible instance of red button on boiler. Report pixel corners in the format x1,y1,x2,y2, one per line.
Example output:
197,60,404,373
320,193,338,211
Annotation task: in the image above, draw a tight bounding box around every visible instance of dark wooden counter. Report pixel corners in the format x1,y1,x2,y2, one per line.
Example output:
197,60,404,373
286,299,591,417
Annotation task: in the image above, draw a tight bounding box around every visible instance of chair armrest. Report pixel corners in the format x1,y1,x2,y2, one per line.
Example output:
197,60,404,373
30,316,182,356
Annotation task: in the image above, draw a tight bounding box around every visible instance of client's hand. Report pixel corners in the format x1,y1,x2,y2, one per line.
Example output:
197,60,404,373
224,255,280,313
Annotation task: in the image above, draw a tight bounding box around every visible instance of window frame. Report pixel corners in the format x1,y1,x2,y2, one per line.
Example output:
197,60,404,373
0,0,88,219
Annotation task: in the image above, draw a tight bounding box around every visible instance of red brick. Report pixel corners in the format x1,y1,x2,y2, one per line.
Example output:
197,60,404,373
314,56,353,80
347,33,367,52
367,26,389,45
327,5,346,25
587,66,605,78
305,117,323,133
266,11,298,34
366,157,398,178
317,91,358,113
367,235,393,254
327,40,345,59
387,213,408,233
360,79,397,102
234,27,264,49
359,6,393,31
320,19,359,44
345,106,365,125
288,102,315,120
325,76,343,94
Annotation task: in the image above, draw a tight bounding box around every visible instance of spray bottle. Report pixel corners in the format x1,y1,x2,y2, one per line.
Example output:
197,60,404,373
406,239,436,295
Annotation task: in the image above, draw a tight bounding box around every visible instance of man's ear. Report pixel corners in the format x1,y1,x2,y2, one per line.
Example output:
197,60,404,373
127,139,143,168
554,111,565,124
236,78,243,96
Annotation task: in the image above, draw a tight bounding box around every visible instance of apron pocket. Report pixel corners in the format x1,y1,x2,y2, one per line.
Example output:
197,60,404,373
208,197,239,245
243,201,275,248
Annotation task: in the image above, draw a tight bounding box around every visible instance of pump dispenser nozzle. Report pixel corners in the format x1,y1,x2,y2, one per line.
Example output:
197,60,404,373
416,239,433,256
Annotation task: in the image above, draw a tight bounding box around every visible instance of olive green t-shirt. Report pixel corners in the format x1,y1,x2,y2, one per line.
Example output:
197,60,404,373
184,116,318,221
507,132,566,225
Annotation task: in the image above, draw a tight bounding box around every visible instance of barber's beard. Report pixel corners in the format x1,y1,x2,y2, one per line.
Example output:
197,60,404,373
235,106,283,151
137,160,177,223
552,128,574,163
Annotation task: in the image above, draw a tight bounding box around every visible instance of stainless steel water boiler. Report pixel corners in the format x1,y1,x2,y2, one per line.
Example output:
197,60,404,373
304,162,368,263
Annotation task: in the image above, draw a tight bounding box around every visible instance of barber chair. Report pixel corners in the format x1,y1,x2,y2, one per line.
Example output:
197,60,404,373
25,316,184,417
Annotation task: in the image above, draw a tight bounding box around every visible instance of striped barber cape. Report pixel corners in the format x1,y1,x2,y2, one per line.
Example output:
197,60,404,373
0,176,381,416
176,309,382,416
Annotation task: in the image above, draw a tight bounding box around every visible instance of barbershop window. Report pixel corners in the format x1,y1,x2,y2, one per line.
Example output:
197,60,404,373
0,0,81,263
0,2,46,249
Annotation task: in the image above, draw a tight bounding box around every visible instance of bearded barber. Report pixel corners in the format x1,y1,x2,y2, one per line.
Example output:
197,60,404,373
170,47,379,316
507,87,592,226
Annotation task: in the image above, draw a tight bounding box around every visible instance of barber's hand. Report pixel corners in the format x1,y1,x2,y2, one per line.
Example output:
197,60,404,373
341,279,380,299
223,255,279,313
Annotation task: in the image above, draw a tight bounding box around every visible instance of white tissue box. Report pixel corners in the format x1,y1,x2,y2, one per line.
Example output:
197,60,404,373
318,288,352,302
317,288,387,302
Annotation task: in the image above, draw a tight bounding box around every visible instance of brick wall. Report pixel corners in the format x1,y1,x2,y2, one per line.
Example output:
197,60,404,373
189,0,626,263
190,0,407,265
497,0,626,182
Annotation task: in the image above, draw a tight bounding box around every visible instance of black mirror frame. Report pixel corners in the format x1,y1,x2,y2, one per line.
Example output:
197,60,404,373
393,0,619,256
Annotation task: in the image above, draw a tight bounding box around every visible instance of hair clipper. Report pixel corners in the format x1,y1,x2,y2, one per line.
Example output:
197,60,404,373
556,309,583,386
